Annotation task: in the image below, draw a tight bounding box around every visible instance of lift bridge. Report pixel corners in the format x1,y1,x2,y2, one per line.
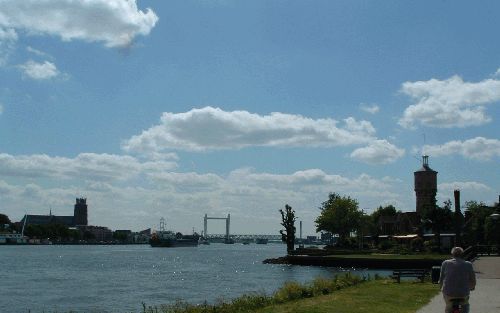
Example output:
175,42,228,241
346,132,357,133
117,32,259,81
202,213,282,243
203,234,282,242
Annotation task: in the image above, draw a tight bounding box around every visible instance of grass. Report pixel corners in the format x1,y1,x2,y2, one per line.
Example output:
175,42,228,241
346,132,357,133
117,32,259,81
139,274,439,313
254,280,439,313
325,254,447,260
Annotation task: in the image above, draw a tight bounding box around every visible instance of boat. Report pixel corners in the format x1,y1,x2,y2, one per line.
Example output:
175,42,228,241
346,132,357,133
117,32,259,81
149,218,199,247
150,231,199,247
256,238,268,244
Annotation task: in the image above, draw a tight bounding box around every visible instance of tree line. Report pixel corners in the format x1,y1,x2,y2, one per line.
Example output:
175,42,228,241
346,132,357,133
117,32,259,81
280,192,500,252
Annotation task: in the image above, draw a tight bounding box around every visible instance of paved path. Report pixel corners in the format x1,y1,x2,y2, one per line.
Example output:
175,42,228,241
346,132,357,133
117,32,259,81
417,256,500,313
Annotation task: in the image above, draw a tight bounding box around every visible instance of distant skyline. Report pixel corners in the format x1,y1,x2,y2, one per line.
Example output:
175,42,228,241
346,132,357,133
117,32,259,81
0,1,498,235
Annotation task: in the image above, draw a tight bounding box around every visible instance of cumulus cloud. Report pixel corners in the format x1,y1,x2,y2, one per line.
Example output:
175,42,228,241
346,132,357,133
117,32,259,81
350,140,405,164
122,106,377,153
399,75,500,128
439,181,491,193
19,60,60,80
0,0,158,48
0,167,405,233
360,104,380,114
423,137,500,161
0,153,177,181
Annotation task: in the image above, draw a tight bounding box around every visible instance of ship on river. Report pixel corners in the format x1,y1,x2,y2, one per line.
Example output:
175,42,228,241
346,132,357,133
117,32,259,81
149,218,199,247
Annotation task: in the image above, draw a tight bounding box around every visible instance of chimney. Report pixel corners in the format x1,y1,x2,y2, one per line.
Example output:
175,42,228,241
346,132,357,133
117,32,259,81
454,190,460,213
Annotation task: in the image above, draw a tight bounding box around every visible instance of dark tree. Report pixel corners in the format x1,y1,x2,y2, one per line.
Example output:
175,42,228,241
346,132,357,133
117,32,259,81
0,213,11,225
463,201,495,246
422,199,453,250
279,204,296,253
315,193,362,246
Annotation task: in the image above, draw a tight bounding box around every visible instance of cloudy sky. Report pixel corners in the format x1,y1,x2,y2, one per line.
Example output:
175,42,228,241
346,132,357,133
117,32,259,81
0,1,498,235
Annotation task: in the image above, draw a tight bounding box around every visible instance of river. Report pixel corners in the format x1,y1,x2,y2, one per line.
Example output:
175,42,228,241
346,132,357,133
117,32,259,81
0,244,389,313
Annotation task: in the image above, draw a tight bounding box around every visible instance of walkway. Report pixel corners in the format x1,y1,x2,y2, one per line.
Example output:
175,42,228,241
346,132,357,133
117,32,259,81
417,256,500,313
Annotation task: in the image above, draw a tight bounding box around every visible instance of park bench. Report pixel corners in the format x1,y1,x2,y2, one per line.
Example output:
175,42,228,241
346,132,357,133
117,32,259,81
391,269,428,283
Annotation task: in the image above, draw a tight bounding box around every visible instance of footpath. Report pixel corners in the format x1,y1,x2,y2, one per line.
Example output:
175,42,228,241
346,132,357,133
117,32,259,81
417,256,500,313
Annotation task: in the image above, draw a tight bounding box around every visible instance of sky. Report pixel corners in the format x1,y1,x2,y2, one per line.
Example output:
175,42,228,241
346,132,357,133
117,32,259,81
0,0,499,235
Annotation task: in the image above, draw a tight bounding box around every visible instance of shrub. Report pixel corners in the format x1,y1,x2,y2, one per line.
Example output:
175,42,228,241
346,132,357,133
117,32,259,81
378,240,393,250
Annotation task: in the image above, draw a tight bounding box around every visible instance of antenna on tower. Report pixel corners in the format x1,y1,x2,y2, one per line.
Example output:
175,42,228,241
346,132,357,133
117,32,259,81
421,133,427,155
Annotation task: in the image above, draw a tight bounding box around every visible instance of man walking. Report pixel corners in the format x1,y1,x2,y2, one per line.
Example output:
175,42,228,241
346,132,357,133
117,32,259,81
439,247,476,313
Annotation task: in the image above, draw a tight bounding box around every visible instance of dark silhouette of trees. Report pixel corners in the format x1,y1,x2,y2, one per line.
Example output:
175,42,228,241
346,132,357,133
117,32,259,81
0,213,11,226
422,199,453,250
279,204,296,253
315,193,362,247
463,201,495,246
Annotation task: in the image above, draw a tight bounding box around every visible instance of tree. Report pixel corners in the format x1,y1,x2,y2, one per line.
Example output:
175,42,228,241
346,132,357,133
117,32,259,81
422,199,453,250
463,201,495,246
371,205,399,236
485,216,500,246
279,204,296,253
0,213,11,225
315,193,362,246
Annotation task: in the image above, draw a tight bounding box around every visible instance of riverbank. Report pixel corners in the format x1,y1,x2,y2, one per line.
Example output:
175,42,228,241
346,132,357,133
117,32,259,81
264,254,446,269
141,277,438,313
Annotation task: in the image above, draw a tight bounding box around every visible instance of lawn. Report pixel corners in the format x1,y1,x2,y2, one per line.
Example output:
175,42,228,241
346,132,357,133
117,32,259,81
325,254,447,260
254,280,439,313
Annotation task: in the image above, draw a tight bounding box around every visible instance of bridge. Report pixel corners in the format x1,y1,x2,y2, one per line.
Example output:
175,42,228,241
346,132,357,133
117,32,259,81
203,234,282,243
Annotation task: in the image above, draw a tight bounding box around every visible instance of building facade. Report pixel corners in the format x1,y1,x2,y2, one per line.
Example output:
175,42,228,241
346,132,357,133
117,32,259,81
414,155,438,216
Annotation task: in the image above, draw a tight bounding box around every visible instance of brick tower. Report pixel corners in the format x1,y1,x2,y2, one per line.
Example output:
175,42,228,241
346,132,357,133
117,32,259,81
414,155,437,216
74,198,88,226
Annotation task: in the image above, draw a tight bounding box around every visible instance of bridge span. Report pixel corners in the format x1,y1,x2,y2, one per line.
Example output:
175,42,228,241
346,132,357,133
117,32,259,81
203,234,282,243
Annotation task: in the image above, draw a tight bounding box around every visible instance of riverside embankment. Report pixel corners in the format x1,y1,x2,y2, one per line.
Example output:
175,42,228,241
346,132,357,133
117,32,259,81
264,254,446,269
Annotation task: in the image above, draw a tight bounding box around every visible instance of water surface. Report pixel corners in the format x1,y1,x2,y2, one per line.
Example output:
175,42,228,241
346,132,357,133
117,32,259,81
1,244,387,313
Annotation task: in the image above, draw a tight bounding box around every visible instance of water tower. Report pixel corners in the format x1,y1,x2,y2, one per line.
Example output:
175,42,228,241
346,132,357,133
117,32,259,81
414,155,437,216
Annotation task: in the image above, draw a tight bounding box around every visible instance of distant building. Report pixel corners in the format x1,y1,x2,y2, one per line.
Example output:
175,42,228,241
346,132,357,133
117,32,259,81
20,198,89,228
377,212,420,235
78,225,112,242
414,155,438,216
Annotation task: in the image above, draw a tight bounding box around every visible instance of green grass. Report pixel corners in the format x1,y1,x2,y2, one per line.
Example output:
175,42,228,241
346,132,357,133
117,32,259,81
254,280,439,313
325,254,447,260
138,275,438,313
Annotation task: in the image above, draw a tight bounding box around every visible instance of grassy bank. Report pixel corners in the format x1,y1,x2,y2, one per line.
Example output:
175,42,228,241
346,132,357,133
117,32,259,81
141,275,439,313
254,280,438,313
326,253,447,260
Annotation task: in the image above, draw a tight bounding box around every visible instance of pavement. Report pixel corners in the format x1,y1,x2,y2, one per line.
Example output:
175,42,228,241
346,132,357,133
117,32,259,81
417,256,500,313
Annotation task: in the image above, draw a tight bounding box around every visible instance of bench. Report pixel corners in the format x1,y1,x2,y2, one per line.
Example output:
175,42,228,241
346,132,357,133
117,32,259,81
391,269,428,283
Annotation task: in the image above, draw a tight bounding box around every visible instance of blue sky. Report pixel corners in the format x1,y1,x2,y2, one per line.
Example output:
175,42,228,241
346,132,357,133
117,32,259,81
0,0,498,235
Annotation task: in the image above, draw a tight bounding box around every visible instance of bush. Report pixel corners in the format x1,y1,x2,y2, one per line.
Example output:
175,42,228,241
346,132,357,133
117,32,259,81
140,273,365,313
378,240,393,250
411,237,424,252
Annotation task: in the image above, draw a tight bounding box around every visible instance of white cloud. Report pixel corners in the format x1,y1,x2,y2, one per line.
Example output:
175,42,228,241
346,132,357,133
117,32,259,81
350,140,405,164
26,46,51,59
0,27,17,65
399,75,500,128
439,181,491,193
122,106,377,153
0,102,3,115
19,60,59,80
0,168,405,233
494,68,500,78
0,0,158,48
423,137,500,161
0,153,177,181
360,104,380,114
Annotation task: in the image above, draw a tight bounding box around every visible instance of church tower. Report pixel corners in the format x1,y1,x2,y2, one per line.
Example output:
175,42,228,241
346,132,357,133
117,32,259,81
414,155,437,216
74,198,88,226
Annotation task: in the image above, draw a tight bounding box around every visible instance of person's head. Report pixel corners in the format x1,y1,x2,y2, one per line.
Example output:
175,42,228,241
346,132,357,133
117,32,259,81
451,246,464,258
